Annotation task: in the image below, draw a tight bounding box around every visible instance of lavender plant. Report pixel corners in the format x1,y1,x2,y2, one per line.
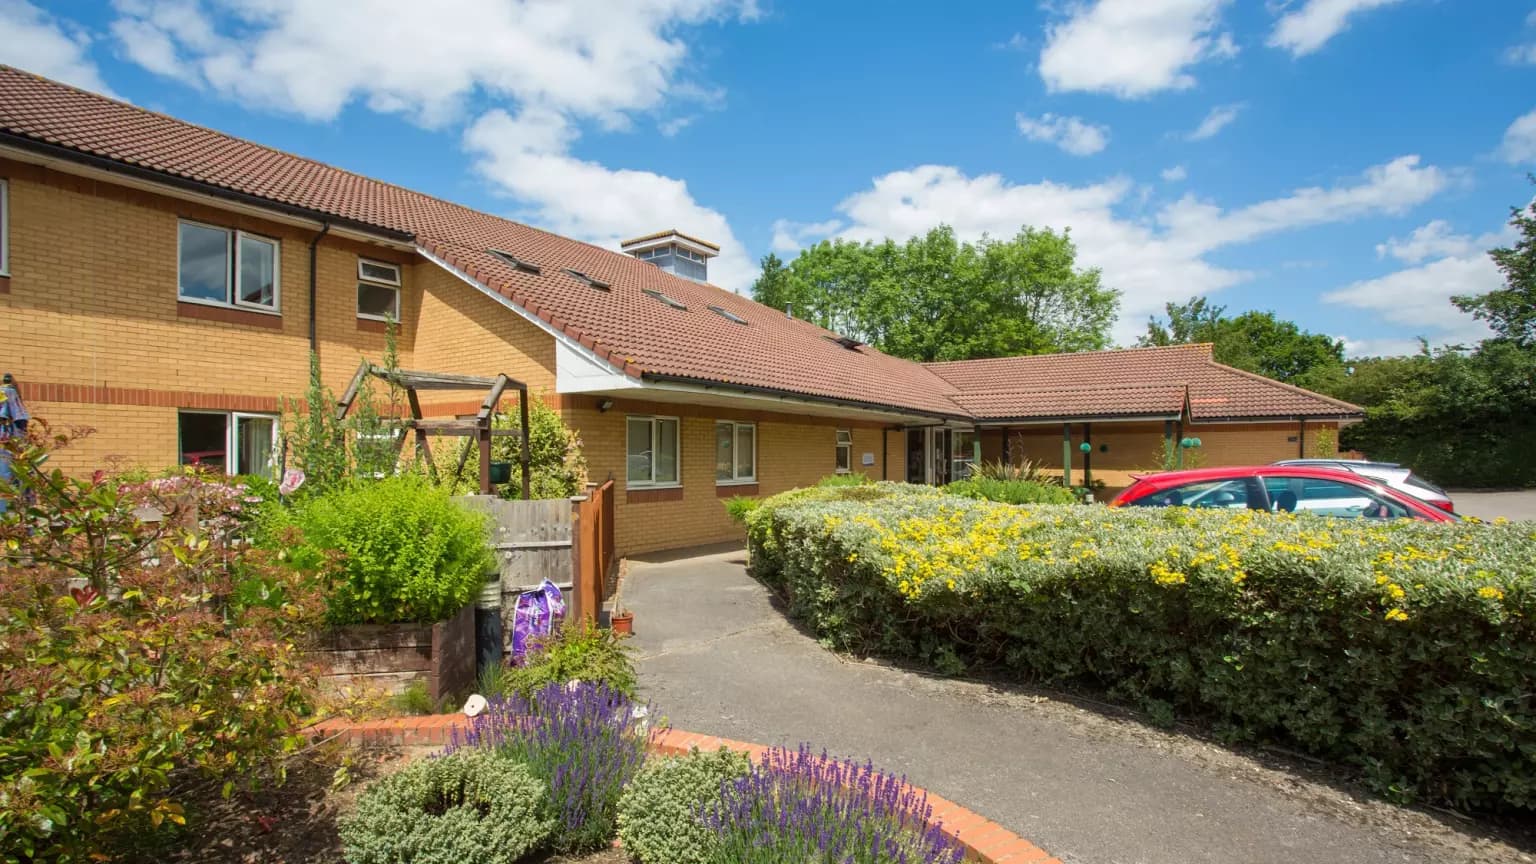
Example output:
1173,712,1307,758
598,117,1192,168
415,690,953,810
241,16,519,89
702,744,964,864
450,680,657,851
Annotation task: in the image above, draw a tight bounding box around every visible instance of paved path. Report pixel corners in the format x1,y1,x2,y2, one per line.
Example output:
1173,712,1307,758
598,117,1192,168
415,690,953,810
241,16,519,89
625,546,1530,864
1453,490,1536,521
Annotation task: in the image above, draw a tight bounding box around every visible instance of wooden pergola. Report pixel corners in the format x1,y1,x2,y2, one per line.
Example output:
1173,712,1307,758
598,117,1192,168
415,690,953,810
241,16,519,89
335,363,532,498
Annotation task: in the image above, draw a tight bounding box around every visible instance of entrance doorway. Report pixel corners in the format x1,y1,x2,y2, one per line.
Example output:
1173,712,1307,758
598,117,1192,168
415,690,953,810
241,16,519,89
905,427,970,485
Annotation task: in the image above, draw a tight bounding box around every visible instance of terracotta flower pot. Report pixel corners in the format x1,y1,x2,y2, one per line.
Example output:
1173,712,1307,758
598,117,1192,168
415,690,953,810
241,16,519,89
610,612,634,635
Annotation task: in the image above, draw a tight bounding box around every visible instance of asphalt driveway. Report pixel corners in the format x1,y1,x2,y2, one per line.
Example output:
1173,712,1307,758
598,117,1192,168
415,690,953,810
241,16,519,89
624,545,1530,864
1452,489,1536,521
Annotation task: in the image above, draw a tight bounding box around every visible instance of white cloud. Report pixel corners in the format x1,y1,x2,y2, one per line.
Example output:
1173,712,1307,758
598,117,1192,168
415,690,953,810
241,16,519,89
1268,0,1407,57
1375,219,1513,264
1038,0,1236,98
774,154,1446,344
1499,108,1536,164
108,0,752,128
658,115,695,137
1509,43,1536,65
1161,164,1189,182
1186,103,1242,140
1338,336,1427,358
465,108,758,293
1014,112,1110,156
1324,254,1498,348
770,219,844,254
0,0,115,95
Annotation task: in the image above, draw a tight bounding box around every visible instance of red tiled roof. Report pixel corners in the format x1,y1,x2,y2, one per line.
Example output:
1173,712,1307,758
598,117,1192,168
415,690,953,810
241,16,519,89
0,66,1361,424
926,345,1361,421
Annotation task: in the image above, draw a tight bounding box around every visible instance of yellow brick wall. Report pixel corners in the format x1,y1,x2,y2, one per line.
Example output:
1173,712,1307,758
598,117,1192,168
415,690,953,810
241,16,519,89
562,395,889,555
27,404,179,473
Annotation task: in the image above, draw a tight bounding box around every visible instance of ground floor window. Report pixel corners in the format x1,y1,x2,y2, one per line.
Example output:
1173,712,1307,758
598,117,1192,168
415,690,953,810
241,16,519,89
835,429,853,473
177,411,278,478
951,428,977,480
715,421,757,484
626,415,680,487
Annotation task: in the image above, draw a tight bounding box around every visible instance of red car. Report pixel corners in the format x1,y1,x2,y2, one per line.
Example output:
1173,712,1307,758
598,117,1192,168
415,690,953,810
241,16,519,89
1109,465,1459,523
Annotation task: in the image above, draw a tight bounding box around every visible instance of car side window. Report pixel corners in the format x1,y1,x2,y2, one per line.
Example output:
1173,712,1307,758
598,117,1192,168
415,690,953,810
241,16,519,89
1131,478,1254,510
1261,476,1410,519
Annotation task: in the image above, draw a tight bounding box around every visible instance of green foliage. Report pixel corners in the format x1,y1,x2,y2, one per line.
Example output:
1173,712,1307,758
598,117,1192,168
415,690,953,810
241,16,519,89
267,475,492,624
1309,425,1338,459
434,395,588,499
283,352,350,495
390,679,438,716
618,747,753,864
1139,296,1346,384
752,226,1119,361
339,750,556,864
944,476,1078,506
724,495,761,525
1155,436,1205,472
816,472,873,487
745,484,1536,812
349,326,407,480
1453,176,1536,347
494,620,637,700
0,429,324,860
970,457,1049,484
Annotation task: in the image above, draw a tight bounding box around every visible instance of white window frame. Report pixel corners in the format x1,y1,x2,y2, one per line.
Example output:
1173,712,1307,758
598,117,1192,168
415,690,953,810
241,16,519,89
626,415,681,488
177,410,280,478
835,429,853,474
176,219,281,314
950,428,978,481
0,177,9,277
715,420,757,485
357,257,402,322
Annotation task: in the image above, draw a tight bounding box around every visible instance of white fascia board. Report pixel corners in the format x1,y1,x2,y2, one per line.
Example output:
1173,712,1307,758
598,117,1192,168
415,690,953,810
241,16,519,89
416,247,637,390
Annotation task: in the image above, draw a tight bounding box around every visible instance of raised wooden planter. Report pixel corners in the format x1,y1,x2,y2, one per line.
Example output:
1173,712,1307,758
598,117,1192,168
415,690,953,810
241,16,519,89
314,603,475,704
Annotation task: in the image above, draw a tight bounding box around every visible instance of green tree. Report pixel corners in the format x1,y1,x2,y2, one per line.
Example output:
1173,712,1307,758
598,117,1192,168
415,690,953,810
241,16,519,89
1453,176,1536,347
750,226,1118,362
1139,297,1345,384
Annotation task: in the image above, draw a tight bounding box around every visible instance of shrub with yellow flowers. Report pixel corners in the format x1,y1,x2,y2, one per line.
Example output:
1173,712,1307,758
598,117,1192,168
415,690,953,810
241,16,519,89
743,482,1536,814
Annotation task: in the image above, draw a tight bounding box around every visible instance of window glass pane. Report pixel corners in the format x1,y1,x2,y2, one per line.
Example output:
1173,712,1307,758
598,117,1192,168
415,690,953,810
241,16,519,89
238,235,277,307
715,423,734,481
179,223,229,303
1134,479,1250,509
359,260,399,284
736,425,754,478
236,415,276,477
836,444,851,472
178,412,227,474
675,257,707,281
1264,476,1406,518
654,419,679,484
626,418,653,483
357,282,398,319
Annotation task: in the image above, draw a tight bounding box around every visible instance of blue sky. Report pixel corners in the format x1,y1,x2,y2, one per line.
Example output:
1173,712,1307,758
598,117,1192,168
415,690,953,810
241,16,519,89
4,0,1534,355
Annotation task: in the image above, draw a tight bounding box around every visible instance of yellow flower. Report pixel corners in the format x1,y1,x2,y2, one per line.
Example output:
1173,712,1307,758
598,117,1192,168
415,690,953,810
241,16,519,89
1384,608,1409,622
1478,586,1504,601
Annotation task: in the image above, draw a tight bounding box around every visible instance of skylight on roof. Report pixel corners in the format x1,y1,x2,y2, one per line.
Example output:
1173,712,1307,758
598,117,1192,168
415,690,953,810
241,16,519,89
563,268,610,290
489,249,541,274
643,289,688,311
707,304,747,325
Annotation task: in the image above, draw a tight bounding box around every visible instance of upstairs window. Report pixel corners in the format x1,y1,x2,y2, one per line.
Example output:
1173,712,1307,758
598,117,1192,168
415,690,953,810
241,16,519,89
357,258,401,321
835,429,853,473
0,178,8,276
178,220,279,312
715,421,756,484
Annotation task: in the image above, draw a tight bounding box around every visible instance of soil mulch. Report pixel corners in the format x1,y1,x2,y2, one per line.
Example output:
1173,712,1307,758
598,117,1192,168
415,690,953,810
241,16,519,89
115,745,629,864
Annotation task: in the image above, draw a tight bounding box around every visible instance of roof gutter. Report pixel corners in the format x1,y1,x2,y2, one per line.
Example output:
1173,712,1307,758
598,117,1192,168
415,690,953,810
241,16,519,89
0,133,416,248
639,371,970,423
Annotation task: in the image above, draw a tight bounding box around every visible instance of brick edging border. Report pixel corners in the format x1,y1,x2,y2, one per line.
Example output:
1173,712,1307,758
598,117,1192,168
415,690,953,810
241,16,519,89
307,713,1060,864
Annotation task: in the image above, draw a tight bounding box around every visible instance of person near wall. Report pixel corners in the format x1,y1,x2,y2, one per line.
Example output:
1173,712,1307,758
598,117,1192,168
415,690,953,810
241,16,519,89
0,373,32,509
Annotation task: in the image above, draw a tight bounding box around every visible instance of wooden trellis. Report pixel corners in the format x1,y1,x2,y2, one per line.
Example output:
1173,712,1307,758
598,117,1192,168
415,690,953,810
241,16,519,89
335,363,532,498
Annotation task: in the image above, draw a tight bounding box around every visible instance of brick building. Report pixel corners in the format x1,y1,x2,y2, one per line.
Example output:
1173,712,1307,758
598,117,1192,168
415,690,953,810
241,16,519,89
0,66,1360,554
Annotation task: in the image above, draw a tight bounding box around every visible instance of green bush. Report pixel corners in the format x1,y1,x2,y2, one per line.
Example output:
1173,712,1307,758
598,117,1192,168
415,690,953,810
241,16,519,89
495,620,637,700
339,750,556,864
266,475,492,624
1,432,324,859
944,476,1078,506
745,483,1536,812
816,472,873,487
618,747,753,864
723,495,761,525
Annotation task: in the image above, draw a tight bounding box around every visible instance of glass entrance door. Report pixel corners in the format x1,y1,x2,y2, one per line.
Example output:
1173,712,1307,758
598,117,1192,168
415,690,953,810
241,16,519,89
906,429,926,483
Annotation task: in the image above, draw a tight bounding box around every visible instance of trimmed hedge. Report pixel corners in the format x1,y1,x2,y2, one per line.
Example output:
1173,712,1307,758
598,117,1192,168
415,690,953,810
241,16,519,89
339,749,555,864
618,746,753,864
744,482,1536,812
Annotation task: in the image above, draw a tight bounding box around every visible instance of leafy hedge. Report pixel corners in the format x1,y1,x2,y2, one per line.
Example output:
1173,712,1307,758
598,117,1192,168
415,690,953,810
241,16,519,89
943,476,1079,506
263,475,492,624
744,482,1536,812
618,747,752,864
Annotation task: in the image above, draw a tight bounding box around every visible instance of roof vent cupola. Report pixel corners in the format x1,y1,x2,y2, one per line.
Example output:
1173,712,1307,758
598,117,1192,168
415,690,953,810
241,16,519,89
620,230,719,283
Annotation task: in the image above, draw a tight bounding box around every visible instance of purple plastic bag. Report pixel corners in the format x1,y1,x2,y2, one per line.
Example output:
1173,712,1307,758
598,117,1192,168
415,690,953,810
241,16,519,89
511,579,567,662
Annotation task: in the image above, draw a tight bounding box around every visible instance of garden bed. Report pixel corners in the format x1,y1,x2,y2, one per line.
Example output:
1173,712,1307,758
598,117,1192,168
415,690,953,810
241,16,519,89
312,603,476,702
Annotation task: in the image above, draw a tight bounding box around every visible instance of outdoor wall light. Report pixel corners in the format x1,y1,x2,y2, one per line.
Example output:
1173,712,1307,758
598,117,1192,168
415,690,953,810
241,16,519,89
1179,437,1203,448
1099,444,1109,453
598,399,614,413
1079,442,1092,453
